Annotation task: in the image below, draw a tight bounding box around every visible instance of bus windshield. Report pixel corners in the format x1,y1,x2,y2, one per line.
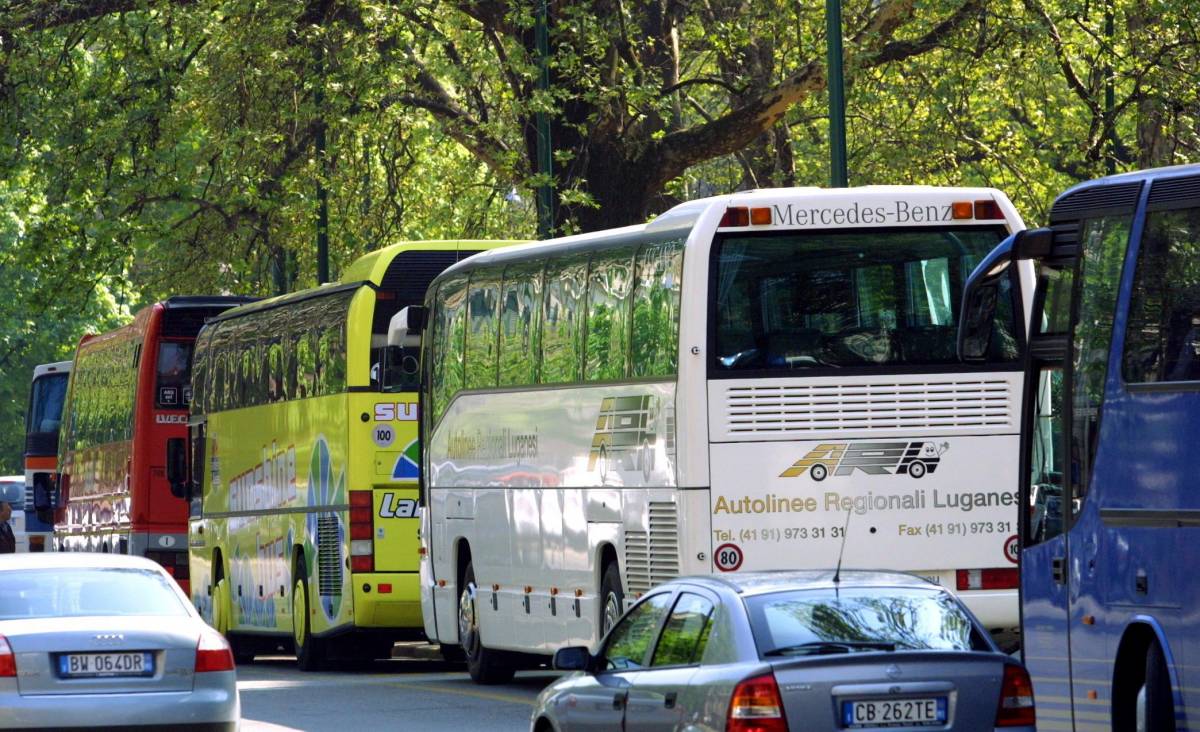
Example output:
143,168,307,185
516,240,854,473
713,228,1019,372
26,373,68,434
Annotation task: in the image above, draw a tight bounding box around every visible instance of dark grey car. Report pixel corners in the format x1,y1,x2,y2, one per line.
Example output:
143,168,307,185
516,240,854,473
532,571,1035,732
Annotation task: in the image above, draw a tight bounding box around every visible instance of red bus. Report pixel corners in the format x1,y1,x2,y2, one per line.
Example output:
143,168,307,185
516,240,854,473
56,296,254,590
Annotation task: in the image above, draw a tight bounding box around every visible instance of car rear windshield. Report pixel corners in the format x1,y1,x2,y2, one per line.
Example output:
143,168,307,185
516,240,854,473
746,587,985,656
712,228,1019,373
0,568,190,620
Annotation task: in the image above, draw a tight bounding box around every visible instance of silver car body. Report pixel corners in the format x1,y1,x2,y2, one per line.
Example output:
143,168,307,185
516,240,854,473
532,570,1034,732
0,552,239,730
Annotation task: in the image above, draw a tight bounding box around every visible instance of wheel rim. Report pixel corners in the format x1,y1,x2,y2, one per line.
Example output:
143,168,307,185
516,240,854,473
458,584,479,654
293,580,307,648
603,591,622,634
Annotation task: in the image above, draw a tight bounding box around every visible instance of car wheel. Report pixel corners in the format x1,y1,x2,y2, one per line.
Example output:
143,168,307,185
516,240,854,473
810,464,828,482
600,561,624,638
292,563,326,671
1139,642,1176,731
459,561,514,684
908,460,927,479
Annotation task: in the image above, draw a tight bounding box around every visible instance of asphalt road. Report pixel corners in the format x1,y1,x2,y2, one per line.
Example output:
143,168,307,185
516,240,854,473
237,656,559,732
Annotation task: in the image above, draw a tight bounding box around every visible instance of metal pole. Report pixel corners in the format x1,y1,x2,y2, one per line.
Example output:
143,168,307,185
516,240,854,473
316,46,330,284
1104,1,1116,175
825,0,848,187
535,0,553,239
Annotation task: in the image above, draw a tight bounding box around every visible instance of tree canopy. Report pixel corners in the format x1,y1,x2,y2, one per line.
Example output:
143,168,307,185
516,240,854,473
0,0,1197,471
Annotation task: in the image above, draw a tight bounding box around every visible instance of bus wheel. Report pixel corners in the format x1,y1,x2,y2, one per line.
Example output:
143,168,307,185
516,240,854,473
292,565,326,671
459,561,514,685
1139,642,1176,731
907,461,927,479
600,561,625,637
810,464,828,482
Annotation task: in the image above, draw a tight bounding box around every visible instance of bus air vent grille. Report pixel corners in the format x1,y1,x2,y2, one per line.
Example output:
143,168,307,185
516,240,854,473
316,513,343,597
624,502,679,595
717,377,1013,438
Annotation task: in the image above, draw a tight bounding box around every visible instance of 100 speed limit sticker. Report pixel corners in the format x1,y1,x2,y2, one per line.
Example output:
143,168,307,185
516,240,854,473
714,543,744,572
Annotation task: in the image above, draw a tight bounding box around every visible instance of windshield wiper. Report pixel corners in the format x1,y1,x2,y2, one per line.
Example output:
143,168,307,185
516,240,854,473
764,641,897,657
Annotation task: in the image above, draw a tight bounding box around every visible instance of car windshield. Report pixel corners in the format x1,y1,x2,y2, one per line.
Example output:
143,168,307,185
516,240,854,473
746,587,983,656
0,568,190,620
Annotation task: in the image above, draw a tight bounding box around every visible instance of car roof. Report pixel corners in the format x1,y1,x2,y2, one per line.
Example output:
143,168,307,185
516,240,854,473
668,570,944,597
0,552,167,572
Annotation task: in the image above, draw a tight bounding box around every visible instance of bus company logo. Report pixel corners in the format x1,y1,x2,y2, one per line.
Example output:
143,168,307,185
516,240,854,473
588,395,658,475
780,441,949,481
378,493,417,519
374,402,418,422
155,414,187,424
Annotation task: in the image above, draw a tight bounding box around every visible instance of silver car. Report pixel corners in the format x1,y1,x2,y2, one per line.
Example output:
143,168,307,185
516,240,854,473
0,552,239,730
533,571,1035,731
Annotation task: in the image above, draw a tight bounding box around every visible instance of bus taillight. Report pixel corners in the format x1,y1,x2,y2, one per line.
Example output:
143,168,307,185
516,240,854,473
957,568,1019,591
349,491,374,573
974,200,1005,219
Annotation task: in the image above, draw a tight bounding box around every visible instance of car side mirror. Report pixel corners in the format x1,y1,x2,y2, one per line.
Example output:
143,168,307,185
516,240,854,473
166,437,189,500
553,646,593,672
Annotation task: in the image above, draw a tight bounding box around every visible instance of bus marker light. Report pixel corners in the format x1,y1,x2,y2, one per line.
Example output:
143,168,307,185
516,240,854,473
437,579,446,587
492,584,500,592
750,207,772,225
379,583,393,594
550,587,559,596
952,201,974,219
974,200,1004,219
720,207,750,227
574,589,583,597
351,555,374,573
524,586,532,594
1087,690,1097,699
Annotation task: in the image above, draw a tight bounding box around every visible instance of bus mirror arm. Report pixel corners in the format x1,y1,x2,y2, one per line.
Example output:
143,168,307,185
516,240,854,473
388,306,427,347
166,437,190,500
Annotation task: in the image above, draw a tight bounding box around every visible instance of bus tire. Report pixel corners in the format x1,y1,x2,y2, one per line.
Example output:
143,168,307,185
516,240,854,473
600,561,624,638
439,644,466,664
1140,642,1176,732
459,561,514,685
292,563,326,672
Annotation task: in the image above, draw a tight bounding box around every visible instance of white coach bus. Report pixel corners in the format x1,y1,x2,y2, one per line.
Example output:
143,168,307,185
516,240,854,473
410,186,1030,682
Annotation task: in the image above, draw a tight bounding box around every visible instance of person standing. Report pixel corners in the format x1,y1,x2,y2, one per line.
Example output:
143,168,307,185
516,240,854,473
0,501,15,553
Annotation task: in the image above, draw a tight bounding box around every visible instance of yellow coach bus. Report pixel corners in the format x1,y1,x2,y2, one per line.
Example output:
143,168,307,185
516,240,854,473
167,240,519,670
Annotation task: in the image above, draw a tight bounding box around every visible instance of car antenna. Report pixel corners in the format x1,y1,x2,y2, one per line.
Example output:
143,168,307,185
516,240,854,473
832,502,854,587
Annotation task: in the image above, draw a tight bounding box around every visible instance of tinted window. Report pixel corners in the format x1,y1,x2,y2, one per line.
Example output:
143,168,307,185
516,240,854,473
0,568,189,619
27,373,68,434
1027,366,1066,547
465,273,501,390
713,229,1015,371
1124,206,1200,383
430,276,469,423
631,241,683,378
746,587,981,655
650,592,715,667
541,256,587,384
499,264,543,387
603,592,672,671
585,248,635,381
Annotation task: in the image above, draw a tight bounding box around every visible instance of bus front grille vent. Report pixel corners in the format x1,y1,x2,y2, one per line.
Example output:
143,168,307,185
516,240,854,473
623,502,679,595
316,513,343,597
720,377,1013,437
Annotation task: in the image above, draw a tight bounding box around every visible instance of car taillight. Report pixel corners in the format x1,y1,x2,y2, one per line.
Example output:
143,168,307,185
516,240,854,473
350,491,374,573
195,629,235,673
0,635,16,677
995,663,1035,726
957,568,1019,591
727,672,788,732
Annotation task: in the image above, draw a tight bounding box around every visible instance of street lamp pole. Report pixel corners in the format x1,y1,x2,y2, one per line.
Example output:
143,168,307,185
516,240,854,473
826,0,848,188
535,0,554,239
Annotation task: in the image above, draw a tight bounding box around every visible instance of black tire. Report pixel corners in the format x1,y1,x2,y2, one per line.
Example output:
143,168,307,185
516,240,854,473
292,560,327,672
1142,642,1176,732
599,561,625,639
439,644,467,664
459,561,514,684
230,636,257,665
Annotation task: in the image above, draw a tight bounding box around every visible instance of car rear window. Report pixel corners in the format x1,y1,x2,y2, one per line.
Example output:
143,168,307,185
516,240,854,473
0,568,190,620
746,587,985,656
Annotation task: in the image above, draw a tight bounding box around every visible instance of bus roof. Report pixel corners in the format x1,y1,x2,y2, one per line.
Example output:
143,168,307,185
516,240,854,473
32,361,72,379
1050,163,1200,223
208,240,523,324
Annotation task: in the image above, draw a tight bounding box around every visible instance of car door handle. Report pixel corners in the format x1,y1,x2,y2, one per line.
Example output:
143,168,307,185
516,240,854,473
664,691,677,709
613,693,626,710
1052,556,1066,585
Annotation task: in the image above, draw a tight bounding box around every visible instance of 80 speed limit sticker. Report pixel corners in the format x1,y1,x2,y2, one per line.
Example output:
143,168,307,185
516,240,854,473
714,543,744,572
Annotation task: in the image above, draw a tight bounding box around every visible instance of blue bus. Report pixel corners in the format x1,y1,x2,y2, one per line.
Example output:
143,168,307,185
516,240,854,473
961,163,1200,731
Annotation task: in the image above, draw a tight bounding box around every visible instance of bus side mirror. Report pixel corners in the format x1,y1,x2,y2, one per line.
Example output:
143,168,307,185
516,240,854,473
959,280,1000,362
388,306,427,346
166,437,190,500
382,306,426,391
1013,227,1054,260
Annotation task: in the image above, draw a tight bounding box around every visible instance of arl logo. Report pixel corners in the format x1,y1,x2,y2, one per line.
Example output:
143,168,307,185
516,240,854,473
780,441,949,481
378,493,418,518
588,395,658,477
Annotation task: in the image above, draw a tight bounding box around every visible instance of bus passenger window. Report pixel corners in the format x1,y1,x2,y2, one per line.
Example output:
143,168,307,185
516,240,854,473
465,273,501,390
1124,206,1200,383
541,257,587,384
585,248,635,382
1028,367,1066,547
631,240,683,378
430,276,469,423
499,264,542,387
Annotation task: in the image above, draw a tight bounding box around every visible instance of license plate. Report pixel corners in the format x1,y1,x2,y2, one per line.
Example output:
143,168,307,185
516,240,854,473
842,697,947,728
59,652,154,678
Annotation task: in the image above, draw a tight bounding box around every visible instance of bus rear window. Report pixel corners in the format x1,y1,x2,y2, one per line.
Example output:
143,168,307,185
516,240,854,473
156,342,193,408
712,228,1019,373
26,373,68,434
